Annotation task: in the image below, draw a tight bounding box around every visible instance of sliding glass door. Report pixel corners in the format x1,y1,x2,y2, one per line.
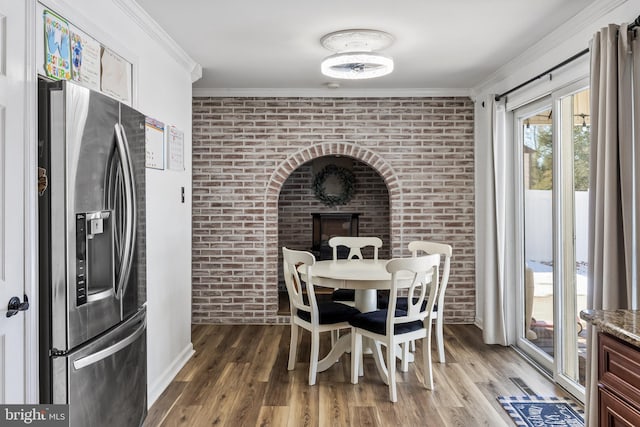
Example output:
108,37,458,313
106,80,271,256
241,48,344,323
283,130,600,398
517,98,555,370
515,81,589,400
556,84,589,396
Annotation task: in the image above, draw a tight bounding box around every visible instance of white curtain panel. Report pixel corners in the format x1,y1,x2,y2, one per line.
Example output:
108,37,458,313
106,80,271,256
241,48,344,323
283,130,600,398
586,23,640,426
480,99,515,346
618,24,637,303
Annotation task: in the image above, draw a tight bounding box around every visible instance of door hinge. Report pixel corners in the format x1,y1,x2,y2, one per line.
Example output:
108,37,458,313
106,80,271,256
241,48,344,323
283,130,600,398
50,348,67,357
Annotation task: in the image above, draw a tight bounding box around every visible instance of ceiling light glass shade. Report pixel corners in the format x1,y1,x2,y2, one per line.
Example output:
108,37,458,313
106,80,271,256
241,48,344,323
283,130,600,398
321,52,394,80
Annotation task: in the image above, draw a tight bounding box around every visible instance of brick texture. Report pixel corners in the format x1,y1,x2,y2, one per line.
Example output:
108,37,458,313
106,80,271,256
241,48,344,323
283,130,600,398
192,97,475,324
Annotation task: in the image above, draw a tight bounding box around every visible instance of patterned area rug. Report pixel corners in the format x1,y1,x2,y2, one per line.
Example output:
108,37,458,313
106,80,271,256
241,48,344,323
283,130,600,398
498,396,584,426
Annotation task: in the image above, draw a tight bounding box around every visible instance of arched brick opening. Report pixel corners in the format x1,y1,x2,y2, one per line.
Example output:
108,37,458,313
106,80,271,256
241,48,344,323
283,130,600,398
265,142,403,320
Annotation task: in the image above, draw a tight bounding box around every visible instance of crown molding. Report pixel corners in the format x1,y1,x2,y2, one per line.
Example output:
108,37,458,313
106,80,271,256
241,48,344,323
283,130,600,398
473,0,628,96
192,87,471,98
113,0,202,82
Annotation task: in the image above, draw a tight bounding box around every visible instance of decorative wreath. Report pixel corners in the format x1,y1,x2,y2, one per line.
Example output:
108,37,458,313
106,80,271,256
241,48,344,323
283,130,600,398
312,164,356,206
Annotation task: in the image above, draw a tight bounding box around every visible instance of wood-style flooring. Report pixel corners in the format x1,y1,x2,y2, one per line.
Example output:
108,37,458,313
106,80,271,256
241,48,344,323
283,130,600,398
144,324,578,427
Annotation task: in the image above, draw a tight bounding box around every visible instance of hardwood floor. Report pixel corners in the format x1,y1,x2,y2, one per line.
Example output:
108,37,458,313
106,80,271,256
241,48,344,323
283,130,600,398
144,324,578,427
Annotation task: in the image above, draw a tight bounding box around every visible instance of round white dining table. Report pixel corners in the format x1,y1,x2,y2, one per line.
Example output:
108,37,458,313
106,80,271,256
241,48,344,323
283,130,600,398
297,258,416,381
310,259,394,312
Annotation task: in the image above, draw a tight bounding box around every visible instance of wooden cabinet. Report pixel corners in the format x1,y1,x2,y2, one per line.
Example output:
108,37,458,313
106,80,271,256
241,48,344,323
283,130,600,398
598,333,640,426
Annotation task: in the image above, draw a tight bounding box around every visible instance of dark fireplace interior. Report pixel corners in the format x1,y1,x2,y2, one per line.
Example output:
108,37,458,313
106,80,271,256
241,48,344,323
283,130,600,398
311,213,359,260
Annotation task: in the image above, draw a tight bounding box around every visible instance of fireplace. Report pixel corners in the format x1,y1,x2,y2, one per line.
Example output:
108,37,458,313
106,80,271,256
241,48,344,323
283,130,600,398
311,213,359,260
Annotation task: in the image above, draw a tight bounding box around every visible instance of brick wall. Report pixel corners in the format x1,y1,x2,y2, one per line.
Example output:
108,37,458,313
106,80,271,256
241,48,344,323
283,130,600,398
192,97,475,324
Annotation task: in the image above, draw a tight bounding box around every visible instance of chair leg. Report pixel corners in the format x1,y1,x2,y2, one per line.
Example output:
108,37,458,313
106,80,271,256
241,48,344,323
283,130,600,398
387,342,397,402
331,330,338,347
400,342,409,372
288,323,299,371
372,341,388,385
309,330,320,386
423,330,434,390
436,315,445,363
410,340,416,352
351,332,362,384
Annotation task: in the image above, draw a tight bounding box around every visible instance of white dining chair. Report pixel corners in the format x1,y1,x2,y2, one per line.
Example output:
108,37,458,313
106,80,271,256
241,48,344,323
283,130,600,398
407,241,452,364
375,241,451,364
328,236,383,345
349,254,441,402
329,236,382,261
328,236,383,305
282,247,360,386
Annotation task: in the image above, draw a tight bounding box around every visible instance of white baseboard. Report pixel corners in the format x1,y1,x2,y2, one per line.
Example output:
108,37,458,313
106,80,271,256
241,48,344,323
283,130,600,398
474,317,483,330
147,343,195,407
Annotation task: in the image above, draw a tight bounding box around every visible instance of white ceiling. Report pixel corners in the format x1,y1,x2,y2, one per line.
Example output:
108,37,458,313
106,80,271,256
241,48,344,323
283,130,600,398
135,0,597,94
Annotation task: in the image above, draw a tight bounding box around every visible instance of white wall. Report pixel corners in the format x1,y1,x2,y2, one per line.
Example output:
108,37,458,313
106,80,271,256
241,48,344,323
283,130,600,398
34,0,196,406
472,0,640,328
524,190,589,263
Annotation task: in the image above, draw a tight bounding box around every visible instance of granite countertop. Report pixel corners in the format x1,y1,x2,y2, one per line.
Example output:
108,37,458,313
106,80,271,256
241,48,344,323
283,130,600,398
580,309,640,348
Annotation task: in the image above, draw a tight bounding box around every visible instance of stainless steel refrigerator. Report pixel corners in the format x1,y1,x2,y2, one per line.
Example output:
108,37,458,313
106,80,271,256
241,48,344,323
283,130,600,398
38,78,147,427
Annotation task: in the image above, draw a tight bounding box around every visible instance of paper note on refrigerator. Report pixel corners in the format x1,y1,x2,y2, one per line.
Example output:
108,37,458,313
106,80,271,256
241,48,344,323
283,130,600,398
43,10,71,80
69,25,101,91
101,48,131,104
145,118,164,169
167,126,184,171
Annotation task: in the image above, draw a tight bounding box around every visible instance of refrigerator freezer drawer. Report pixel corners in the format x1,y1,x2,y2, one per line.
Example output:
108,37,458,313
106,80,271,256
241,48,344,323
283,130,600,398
53,308,147,427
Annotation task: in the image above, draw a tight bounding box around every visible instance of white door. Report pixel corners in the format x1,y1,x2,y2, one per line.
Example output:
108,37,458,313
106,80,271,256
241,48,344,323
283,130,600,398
0,0,28,403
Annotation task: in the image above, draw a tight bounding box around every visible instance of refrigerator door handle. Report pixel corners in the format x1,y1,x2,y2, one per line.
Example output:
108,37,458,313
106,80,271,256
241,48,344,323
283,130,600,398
113,123,137,300
72,317,146,370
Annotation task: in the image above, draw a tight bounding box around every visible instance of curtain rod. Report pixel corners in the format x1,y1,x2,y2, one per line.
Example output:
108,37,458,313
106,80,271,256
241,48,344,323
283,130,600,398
494,14,640,102
494,49,588,102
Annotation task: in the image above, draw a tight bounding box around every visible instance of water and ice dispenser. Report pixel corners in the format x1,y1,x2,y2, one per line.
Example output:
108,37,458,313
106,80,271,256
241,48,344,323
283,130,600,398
75,211,115,306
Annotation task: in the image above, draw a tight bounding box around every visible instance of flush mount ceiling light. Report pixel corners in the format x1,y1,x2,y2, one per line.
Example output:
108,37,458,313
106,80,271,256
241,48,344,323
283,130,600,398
320,29,394,80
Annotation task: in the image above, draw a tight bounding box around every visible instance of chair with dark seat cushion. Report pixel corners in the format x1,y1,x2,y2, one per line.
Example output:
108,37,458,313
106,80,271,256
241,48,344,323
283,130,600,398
282,247,360,386
407,241,452,363
327,236,383,344
349,254,440,402
376,241,452,363
328,236,383,305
